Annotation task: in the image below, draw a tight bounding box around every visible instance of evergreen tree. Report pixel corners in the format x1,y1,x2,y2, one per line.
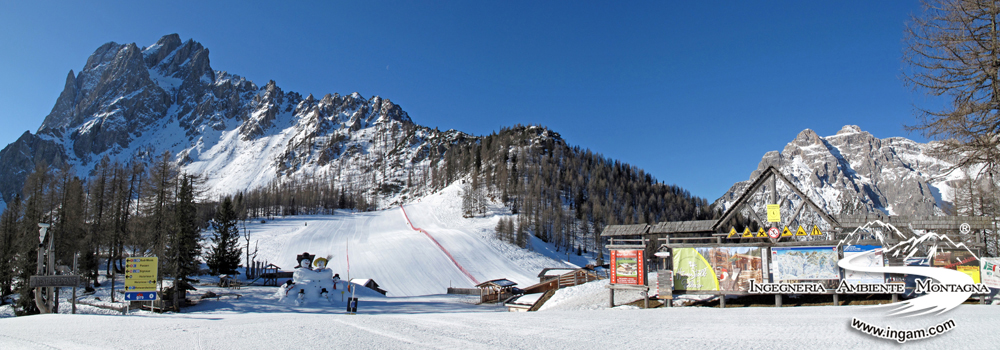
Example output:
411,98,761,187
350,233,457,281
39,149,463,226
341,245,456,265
167,175,201,309
206,196,242,275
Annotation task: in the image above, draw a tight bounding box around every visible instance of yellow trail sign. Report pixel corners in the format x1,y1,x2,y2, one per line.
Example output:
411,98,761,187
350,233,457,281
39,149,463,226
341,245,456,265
124,257,158,293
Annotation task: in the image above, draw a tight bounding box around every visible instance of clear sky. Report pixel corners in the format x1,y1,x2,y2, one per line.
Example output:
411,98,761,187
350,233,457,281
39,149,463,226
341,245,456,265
0,1,934,200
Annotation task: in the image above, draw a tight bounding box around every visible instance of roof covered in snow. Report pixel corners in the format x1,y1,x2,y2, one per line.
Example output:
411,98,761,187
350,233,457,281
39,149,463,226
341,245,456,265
600,224,649,237
649,220,717,234
477,279,517,288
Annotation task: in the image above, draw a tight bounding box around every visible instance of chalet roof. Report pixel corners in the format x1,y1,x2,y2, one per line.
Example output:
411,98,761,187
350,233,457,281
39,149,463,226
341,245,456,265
649,220,717,234
537,268,587,278
350,278,378,288
476,279,518,288
505,293,544,306
600,224,649,237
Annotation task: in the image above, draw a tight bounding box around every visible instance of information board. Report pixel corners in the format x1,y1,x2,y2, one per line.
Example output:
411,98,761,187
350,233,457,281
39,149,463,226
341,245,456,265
124,257,158,301
610,250,645,285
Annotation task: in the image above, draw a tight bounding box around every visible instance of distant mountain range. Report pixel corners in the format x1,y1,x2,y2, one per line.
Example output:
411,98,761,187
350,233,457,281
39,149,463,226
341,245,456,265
715,125,962,217
0,34,470,207
0,35,964,223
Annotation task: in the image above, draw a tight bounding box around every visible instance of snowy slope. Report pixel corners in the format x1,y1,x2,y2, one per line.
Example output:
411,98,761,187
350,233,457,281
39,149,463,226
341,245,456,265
244,183,568,296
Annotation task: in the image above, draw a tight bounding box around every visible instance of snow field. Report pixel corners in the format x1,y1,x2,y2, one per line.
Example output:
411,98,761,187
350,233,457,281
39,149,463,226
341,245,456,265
244,182,568,296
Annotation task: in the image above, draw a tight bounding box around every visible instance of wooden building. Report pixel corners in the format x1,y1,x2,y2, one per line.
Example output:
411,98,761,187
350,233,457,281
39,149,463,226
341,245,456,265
351,279,388,295
476,279,519,304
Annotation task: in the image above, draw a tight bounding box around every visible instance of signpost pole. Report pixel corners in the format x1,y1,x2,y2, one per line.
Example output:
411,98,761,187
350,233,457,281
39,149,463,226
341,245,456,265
72,253,78,314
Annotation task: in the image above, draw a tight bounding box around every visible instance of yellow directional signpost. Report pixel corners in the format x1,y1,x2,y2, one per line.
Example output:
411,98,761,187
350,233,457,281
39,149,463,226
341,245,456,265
124,257,158,301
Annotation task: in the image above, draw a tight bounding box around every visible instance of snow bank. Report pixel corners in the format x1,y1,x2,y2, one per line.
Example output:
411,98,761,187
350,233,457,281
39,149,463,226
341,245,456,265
538,280,647,311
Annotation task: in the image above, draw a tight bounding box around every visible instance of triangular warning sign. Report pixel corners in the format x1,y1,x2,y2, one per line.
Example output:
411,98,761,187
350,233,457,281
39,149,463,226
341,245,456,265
781,227,792,237
728,227,738,238
796,225,807,236
756,227,767,238
742,227,753,238
811,225,823,236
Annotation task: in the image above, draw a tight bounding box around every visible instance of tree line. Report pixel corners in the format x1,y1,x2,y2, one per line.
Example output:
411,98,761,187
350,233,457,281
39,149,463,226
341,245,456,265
0,151,245,314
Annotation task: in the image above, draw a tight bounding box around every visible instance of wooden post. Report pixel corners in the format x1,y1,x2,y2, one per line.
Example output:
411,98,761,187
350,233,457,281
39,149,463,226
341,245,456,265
775,294,781,307
833,294,839,306
609,288,615,308
719,294,725,308
891,294,898,303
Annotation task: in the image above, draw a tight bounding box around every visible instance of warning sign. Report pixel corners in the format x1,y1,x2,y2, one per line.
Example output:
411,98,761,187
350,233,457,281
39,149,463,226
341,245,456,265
767,204,781,223
742,228,753,238
728,227,738,238
767,227,780,239
796,226,807,236
811,226,823,236
781,227,792,237
756,227,767,238
124,257,158,301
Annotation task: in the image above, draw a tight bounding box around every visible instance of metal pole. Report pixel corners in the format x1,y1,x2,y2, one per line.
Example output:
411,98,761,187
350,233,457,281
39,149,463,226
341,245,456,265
72,253,78,314
47,229,55,313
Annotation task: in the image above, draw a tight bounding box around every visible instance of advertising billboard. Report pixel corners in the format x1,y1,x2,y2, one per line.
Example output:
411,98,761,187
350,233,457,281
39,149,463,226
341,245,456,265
842,245,884,284
672,246,765,292
770,246,839,288
932,249,980,284
610,250,645,285
982,257,1000,289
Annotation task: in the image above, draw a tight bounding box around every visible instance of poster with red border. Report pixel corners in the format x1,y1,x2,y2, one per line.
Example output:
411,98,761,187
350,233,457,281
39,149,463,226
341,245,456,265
611,250,645,285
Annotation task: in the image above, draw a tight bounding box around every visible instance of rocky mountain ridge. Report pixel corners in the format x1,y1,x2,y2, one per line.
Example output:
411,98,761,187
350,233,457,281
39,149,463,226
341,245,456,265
0,34,468,205
714,125,963,219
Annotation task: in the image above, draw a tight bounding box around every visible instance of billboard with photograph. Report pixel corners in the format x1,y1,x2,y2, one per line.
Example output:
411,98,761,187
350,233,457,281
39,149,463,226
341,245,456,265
982,257,1000,289
672,246,765,292
610,249,645,285
842,245,884,284
770,246,839,288
932,249,980,284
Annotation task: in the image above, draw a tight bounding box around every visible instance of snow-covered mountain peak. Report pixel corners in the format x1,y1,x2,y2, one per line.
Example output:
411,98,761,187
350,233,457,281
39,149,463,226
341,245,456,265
716,125,959,218
0,35,470,204
836,124,863,135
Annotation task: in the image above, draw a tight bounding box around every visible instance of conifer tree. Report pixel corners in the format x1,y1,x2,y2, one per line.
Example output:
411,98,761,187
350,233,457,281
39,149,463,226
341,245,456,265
206,196,242,275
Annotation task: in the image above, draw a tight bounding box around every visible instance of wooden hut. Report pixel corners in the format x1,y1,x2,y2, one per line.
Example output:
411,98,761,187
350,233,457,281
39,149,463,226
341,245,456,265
476,279,519,304
350,279,388,295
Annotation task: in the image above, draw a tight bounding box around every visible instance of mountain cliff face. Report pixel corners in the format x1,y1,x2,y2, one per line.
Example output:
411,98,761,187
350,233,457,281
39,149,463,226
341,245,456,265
715,125,962,218
0,34,466,204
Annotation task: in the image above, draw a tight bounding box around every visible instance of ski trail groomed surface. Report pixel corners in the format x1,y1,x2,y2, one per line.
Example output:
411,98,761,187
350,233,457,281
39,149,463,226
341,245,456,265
399,206,480,285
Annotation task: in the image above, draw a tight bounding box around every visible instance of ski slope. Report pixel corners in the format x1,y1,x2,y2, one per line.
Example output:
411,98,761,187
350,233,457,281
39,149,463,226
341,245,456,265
248,183,564,296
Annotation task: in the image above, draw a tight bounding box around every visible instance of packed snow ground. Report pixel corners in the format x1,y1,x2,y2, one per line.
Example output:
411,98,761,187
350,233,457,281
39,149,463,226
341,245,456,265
1,298,998,349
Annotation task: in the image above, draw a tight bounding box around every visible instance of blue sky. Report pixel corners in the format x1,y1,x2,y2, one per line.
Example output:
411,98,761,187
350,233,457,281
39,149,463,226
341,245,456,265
0,1,935,200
